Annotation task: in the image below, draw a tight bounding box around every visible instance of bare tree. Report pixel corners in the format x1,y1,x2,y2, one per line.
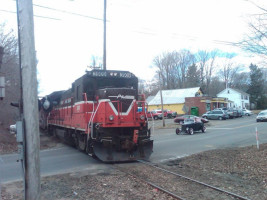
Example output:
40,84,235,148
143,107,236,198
173,50,195,88
196,50,218,95
0,23,18,67
153,50,195,89
195,50,209,86
237,2,267,59
0,23,20,127
218,54,241,88
209,76,225,96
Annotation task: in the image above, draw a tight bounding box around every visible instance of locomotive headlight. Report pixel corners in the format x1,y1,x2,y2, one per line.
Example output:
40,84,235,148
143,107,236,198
140,115,145,120
109,115,114,121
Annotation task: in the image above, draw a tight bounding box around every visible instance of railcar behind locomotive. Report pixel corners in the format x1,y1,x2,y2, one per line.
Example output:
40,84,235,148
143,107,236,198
39,70,153,162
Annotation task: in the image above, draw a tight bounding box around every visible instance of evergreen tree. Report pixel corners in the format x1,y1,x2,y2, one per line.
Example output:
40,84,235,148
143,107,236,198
185,63,200,88
247,64,265,108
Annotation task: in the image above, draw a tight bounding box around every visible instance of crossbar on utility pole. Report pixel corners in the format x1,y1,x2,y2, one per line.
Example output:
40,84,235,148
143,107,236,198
17,0,41,199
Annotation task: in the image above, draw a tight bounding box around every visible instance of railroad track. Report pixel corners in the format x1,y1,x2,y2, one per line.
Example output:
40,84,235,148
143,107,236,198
113,160,251,200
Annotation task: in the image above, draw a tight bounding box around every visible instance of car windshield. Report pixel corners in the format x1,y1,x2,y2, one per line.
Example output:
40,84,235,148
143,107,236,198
259,112,267,115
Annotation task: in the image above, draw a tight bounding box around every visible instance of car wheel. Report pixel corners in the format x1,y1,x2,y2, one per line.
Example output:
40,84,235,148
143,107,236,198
154,116,158,120
219,116,223,120
167,114,172,119
189,128,194,135
256,119,260,122
202,126,206,133
176,128,180,135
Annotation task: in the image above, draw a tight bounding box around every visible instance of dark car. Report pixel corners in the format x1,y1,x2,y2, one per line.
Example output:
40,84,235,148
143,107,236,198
174,115,209,124
176,117,206,135
233,109,242,118
202,110,227,120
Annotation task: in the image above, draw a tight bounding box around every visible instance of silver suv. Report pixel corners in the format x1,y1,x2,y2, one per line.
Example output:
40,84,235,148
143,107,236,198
202,110,227,120
214,107,234,119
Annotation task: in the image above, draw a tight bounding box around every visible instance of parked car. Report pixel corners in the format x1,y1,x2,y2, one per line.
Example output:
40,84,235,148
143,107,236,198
202,110,227,120
147,111,163,120
214,107,234,119
155,109,176,118
242,109,253,116
174,115,209,124
233,109,243,118
256,110,267,122
172,111,177,118
175,117,206,135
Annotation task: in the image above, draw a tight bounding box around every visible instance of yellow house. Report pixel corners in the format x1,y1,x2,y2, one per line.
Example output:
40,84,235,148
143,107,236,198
148,87,203,114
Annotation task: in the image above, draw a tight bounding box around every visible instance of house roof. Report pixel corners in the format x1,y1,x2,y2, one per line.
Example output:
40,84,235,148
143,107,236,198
217,88,249,96
148,87,201,105
146,96,155,104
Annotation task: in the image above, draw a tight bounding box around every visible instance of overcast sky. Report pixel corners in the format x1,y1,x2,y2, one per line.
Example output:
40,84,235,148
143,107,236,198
0,0,266,96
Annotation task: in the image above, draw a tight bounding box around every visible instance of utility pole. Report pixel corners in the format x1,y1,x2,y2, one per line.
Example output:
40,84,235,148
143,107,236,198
159,74,165,127
103,0,107,70
16,0,41,199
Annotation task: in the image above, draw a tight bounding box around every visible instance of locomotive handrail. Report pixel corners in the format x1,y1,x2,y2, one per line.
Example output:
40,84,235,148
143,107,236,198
87,99,95,142
88,101,99,140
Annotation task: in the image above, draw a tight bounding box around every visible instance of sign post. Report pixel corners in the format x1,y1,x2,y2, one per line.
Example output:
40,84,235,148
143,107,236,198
255,127,259,150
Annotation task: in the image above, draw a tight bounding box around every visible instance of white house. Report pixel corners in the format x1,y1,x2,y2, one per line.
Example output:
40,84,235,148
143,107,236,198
217,88,250,109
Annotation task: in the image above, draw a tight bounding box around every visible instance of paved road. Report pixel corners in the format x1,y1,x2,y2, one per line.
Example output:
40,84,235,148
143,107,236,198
1,116,266,183
0,147,107,183
150,116,267,162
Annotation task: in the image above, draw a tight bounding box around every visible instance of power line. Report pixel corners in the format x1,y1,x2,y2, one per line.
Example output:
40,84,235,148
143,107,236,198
32,3,104,21
4,1,238,48
10,0,105,21
0,9,60,21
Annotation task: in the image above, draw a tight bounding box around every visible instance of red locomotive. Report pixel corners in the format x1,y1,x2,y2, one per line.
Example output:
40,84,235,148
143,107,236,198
39,69,153,162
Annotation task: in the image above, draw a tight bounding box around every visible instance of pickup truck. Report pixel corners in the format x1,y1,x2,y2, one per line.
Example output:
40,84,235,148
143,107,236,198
147,111,163,120
155,109,176,118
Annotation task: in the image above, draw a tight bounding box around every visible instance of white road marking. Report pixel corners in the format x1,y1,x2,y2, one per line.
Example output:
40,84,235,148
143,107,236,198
208,128,233,130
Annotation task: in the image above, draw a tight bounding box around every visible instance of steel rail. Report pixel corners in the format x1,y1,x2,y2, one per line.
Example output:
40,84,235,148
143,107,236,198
113,165,186,200
138,160,251,200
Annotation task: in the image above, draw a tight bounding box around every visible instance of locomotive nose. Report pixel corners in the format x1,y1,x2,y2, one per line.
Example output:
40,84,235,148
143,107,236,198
93,140,153,162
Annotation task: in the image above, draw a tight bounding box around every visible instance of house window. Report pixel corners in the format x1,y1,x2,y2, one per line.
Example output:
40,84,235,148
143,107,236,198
206,103,211,111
